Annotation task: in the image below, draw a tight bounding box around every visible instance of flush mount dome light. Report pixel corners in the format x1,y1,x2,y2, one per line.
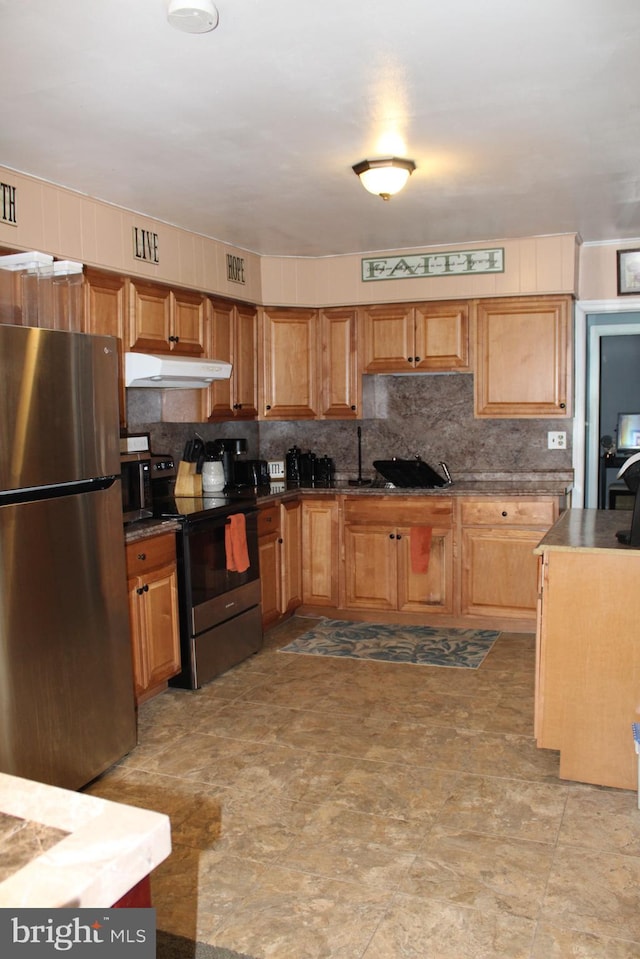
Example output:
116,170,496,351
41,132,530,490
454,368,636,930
167,0,219,33
352,157,416,200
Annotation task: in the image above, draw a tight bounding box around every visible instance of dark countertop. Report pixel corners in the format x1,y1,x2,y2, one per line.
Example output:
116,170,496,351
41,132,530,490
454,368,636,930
123,518,181,544
123,472,573,542
534,508,637,554
256,471,573,503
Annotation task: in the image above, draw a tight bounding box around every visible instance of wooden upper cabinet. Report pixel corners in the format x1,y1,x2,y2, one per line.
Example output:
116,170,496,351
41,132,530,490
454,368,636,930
474,295,572,417
360,303,414,372
83,268,128,427
83,268,127,340
207,298,258,421
128,280,206,355
413,301,470,371
360,300,470,373
319,306,360,418
233,302,259,418
260,306,319,419
172,288,207,355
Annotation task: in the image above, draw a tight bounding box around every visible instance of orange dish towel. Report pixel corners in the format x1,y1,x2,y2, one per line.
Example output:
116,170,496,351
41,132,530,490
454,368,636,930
225,513,250,573
410,526,432,575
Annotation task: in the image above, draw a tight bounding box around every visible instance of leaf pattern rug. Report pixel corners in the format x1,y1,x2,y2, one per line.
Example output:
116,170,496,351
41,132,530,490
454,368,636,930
279,620,499,669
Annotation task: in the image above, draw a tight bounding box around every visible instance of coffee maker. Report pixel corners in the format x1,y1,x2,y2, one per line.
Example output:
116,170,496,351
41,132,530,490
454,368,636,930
214,437,247,491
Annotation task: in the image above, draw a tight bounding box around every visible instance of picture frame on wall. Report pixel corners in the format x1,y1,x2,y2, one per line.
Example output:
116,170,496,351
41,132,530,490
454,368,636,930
617,249,640,295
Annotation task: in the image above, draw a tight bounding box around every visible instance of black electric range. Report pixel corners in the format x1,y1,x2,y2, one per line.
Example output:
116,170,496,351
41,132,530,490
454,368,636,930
153,489,259,523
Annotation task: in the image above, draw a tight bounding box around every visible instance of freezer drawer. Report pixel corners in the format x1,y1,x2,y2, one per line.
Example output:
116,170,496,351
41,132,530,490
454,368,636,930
0,481,136,789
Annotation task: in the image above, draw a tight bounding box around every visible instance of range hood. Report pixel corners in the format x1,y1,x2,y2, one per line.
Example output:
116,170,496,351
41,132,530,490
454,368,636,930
124,352,232,388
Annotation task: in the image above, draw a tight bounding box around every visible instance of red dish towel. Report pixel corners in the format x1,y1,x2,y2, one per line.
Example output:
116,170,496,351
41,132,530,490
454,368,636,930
410,526,432,575
225,513,250,573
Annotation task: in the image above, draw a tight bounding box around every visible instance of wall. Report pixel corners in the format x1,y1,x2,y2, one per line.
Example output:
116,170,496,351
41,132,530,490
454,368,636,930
260,234,578,307
0,165,263,305
128,376,573,481
579,241,640,301
2,164,576,478
1,165,578,307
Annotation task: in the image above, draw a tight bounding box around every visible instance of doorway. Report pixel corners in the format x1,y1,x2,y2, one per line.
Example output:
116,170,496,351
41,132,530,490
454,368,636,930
575,302,640,507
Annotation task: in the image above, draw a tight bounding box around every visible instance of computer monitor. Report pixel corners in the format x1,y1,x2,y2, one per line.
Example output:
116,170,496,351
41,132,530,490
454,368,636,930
616,412,640,454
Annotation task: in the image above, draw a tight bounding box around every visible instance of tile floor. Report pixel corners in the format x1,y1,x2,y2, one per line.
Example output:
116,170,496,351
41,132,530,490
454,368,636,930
86,617,640,958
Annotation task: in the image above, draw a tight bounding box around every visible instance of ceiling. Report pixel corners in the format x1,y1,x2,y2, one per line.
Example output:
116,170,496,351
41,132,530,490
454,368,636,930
1,0,640,258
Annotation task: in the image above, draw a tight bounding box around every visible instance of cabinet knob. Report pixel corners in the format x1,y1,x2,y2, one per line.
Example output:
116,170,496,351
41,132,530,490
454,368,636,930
136,584,149,595
396,533,402,540
137,553,146,560
351,405,356,411
414,356,421,363
389,533,395,539
560,402,566,409
168,335,180,343
501,511,508,517
265,404,271,411
407,357,414,363
278,537,283,544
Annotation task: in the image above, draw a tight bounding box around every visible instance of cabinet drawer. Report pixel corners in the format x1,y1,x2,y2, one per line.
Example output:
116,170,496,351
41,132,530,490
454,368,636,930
344,496,453,527
460,498,556,527
258,505,280,537
126,533,176,577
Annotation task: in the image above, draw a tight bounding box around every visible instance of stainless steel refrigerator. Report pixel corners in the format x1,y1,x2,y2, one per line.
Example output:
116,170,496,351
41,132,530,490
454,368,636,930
0,324,136,790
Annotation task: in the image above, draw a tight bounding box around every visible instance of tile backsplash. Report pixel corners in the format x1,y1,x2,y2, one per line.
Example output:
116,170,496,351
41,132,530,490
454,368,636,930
127,373,572,481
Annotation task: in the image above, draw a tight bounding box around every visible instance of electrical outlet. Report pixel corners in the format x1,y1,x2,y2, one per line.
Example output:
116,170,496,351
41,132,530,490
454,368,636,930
547,431,567,450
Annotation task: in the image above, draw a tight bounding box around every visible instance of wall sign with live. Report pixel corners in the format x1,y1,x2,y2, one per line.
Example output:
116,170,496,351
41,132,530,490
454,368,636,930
226,253,246,284
1,182,17,226
133,226,159,264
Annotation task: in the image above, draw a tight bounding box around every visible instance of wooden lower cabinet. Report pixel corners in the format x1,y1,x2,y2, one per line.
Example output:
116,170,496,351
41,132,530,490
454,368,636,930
459,497,559,624
343,497,453,615
258,505,282,629
126,533,181,703
301,498,340,607
281,500,302,614
535,541,640,790
258,500,303,628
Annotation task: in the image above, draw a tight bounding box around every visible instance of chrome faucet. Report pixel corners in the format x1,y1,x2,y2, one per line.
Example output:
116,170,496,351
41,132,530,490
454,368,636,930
439,461,453,485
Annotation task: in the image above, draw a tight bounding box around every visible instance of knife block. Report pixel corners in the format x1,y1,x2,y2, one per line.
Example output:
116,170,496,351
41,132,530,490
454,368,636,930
175,461,202,497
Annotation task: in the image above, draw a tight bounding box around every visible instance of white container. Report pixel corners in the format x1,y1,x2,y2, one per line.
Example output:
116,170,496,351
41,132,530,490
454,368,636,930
202,460,225,492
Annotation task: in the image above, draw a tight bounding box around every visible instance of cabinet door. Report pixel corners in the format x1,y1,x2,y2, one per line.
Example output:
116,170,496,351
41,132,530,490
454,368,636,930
127,575,149,701
128,563,180,701
280,500,302,614
396,526,454,613
474,295,572,417
143,563,181,689
207,298,234,419
413,301,470,371
83,269,128,428
128,280,172,352
259,530,281,628
360,303,414,372
461,527,542,618
171,289,206,355
261,307,318,418
301,499,339,606
233,302,259,419
319,307,360,418
343,524,397,610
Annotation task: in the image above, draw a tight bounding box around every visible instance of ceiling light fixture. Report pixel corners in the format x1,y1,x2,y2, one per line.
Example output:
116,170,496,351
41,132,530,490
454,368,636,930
352,157,416,201
167,0,219,34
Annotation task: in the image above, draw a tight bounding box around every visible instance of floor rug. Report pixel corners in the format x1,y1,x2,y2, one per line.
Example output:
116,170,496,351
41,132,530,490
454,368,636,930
278,620,499,669
157,930,257,959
